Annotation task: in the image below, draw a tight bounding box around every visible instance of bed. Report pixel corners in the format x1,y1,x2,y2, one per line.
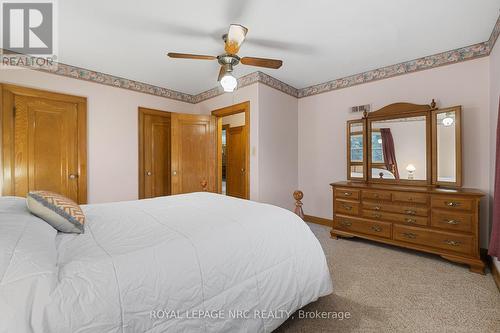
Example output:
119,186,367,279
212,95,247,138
0,193,332,333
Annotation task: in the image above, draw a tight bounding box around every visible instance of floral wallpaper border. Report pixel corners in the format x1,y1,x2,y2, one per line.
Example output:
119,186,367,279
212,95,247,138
297,14,500,98
191,71,299,103
487,13,500,51
0,52,193,103
2,14,499,103
296,41,490,98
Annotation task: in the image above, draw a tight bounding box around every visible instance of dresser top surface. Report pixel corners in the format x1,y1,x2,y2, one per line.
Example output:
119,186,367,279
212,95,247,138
330,181,484,197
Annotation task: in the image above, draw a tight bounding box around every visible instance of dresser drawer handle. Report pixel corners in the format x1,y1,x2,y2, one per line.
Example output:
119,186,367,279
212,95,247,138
374,206,381,211
340,220,352,227
373,213,382,219
371,225,382,232
373,194,380,198
444,239,461,246
402,232,417,239
404,218,417,224
405,210,417,215
342,204,352,211
343,192,352,197
445,219,460,225
446,201,461,207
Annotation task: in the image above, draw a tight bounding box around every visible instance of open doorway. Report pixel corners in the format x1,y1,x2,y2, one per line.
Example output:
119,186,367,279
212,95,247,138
212,102,250,199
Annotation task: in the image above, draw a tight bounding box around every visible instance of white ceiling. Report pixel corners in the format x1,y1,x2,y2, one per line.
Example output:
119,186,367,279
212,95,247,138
58,0,500,95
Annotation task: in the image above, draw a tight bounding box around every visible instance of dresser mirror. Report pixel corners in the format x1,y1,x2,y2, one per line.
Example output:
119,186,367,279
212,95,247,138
432,107,462,187
346,101,462,187
347,120,366,180
369,115,429,183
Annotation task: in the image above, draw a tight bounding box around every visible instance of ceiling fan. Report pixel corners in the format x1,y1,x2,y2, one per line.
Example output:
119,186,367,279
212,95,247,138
167,24,283,92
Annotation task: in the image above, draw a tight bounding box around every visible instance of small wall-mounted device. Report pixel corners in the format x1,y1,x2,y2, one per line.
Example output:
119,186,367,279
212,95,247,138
351,104,371,113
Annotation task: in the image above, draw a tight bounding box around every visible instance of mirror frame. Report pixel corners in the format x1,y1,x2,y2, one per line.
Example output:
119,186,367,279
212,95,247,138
345,101,464,187
346,119,367,181
431,106,462,187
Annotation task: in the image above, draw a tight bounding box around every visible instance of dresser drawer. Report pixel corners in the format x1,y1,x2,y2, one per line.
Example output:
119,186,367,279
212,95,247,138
431,196,474,212
392,192,428,204
362,190,391,201
363,202,428,217
362,209,428,227
431,210,473,233
334,216,391,239
393,225,473,255
335,200,360,216
335,188,360,200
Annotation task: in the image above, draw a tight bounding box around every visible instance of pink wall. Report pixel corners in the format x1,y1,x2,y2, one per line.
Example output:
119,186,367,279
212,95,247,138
489,40,500,269
0,68,196,203
258,84,298,210
1,52,496,243
298,58,492,247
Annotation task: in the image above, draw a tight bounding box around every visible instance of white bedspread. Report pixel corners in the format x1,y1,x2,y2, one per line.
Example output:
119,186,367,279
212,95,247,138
0,193,332,333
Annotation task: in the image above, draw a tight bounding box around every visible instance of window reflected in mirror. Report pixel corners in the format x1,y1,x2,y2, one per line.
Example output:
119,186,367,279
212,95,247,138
371,116,427,181
348,121,365,179
436,111,457,183
371,131,384,164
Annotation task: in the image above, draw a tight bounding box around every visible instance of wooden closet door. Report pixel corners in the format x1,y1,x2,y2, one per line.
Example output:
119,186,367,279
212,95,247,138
226,126,246,199
171,113,216,194
142,113,171,198
13,95,80,201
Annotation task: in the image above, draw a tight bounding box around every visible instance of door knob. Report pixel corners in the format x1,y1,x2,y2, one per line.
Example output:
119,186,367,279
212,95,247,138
172,171,177,176
69,174,78,179
146,171,152,176
241,168,245,173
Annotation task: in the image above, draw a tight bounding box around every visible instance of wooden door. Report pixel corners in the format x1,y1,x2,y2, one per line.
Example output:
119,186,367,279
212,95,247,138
139,109,171,198
171,113,215,194
2,85,86,203
226,126,246,198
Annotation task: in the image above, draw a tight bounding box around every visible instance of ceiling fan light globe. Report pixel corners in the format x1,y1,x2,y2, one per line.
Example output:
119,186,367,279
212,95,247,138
221,73,238,92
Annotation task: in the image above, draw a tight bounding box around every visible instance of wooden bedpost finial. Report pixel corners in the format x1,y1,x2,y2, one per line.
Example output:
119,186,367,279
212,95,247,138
200,180,208,192
293,190,304,220
430,99,436,109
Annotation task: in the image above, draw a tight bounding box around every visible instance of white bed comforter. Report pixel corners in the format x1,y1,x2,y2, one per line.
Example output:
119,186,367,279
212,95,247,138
0,193,332,333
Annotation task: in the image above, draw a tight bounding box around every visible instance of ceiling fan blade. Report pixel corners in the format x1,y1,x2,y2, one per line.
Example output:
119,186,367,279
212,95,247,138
240,57,283,69
225,24,248,54
167,53,217,60
217,66,227,82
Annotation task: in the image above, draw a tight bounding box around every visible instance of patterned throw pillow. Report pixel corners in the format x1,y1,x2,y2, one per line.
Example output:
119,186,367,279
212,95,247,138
26,191,85,234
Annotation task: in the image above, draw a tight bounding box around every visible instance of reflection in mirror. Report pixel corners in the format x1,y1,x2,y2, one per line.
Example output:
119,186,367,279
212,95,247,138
350,165,364,178
436,111,456,183
349,122,364,178
371,116,427,181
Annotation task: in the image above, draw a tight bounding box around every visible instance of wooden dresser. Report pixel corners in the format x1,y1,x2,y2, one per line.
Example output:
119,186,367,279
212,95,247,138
331,182,485,273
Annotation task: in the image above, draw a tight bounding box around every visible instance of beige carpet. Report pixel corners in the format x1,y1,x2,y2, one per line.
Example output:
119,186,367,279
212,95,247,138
276,223,500,332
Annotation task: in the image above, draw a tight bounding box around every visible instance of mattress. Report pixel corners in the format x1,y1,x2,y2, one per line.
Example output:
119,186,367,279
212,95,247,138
0,193,332,333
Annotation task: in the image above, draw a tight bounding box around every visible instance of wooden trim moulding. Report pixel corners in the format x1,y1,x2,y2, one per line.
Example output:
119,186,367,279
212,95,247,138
304,214,333,227
489,257,500,292
211,101,250,199
492,262,500,292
